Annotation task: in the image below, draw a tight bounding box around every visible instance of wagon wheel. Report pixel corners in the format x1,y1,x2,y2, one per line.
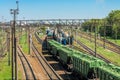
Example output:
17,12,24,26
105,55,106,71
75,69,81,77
87,69,96,79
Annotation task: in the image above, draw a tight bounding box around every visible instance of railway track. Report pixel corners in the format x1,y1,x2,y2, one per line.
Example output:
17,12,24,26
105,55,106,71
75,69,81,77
35,32,43,44
77,30,120,54
32,41,62,80
17,46,36,80
34,32,75,80
55,29,112,63
75,40,111,63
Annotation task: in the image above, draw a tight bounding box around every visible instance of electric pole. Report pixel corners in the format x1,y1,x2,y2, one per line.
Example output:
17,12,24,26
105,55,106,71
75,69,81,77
10,1,19,80
94,20,97,57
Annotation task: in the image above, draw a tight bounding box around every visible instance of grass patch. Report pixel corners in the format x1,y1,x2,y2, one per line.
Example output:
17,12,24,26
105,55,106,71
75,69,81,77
0,53,11,80
107,38,120,45
19,33,29,54
77,30,120,46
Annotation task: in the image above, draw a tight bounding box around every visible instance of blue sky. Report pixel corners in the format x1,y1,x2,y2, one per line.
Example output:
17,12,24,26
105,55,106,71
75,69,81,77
0,0,120,21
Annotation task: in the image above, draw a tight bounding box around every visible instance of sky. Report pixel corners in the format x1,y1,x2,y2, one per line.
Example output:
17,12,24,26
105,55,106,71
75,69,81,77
0,0,120,21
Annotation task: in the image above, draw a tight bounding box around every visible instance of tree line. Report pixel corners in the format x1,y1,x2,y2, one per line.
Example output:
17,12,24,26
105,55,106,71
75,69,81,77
81,10,120,39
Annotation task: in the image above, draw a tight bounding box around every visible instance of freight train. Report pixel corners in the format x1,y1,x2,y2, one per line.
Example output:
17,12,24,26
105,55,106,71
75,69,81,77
45,29,120,80
46,27,74,45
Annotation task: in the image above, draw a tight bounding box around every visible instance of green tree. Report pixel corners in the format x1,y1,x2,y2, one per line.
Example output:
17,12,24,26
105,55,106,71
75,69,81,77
106,10,120,39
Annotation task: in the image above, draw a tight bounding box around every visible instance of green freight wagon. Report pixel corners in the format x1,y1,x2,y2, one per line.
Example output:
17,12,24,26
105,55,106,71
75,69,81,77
97,64,120,80
72,53,105,79
47,40,63,55
47,40,57,53
47,40,53,53
50,40,63,57
58,46,74,68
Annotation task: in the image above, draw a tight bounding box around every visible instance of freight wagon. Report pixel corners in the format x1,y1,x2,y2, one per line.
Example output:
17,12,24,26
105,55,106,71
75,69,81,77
72,53,105,79
97,64,120,80
46,34,120,80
